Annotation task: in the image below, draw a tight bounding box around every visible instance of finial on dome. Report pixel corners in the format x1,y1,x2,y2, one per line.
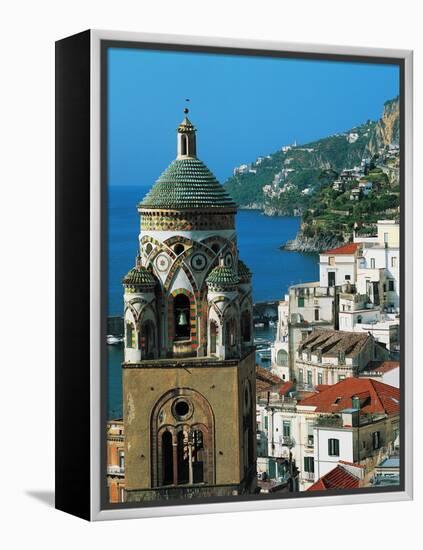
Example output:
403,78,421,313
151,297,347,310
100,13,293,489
184,98,190,115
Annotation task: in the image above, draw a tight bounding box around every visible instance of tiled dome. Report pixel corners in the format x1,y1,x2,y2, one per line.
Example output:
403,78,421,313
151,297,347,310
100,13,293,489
140,158,237,210
122,266,156,288
206,265,240,289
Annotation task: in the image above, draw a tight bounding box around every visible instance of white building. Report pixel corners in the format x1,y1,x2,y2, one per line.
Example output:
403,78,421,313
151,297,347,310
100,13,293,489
319,243,361,287
271,298,290,381
355,220,400,312
257,378,400,490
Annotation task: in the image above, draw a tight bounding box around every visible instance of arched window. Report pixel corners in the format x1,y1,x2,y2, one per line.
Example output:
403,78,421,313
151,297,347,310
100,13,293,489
174,294,191,339
357,315,362,324
241,310,251,343
277,349,288,367
181,134,188,156
141,320,155,358
161,431,173,486
210,321,218,355
225,318,237,349
152,389,215,488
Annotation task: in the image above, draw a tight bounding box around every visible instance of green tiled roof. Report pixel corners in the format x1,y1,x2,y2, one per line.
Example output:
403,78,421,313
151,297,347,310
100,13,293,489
140,158,237,210
206,266,240,287
122,266,156,287
238,259,252,282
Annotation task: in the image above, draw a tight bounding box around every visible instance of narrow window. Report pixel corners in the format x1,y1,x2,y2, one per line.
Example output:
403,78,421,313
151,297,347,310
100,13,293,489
298,296,305,308
181,134,188,156
314,308,320,321
119,450,125,469
328,272,336,287
283,421,291,438
391,256,397,267
328,256,335,266
177,431,189,484
307,370,313,386
241,310,251,342
304,457,315,473
370,258,376,269
298,368,304,384
318,372,323,385
328,438,340,456
192,429,204,484
126,322,133,348
210,321,218,354
162,431,174,486
388,280,395,291
372,431,381,450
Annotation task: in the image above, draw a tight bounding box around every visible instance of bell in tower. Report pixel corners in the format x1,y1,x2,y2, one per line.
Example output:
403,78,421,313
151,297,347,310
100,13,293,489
122,110,257,503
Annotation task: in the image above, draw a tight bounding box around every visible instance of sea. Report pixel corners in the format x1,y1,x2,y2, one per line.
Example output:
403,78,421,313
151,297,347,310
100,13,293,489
107,185,319,418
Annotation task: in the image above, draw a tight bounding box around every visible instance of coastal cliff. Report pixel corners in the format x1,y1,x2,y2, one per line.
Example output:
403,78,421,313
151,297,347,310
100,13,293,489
224,96,400,252
281,233,344,253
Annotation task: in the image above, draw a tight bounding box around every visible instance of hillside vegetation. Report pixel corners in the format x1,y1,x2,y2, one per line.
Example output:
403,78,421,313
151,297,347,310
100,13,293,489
224,97,400,251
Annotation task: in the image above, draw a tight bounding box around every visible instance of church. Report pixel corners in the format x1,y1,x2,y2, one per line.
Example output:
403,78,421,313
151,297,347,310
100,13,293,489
121,112,256,501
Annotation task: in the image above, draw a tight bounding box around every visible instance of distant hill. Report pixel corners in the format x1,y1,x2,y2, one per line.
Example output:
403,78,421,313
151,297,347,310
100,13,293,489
223,97,400,251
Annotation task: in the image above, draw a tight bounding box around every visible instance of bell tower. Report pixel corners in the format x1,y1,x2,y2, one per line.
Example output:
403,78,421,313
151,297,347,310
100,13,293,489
122,110,256,502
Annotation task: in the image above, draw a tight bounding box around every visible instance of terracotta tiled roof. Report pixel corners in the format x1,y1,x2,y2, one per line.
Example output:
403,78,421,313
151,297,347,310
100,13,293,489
315,384,331,392
278,381,294,396
308,465,360,491
323,243,360,255
256,366,284,394
298,329,370,357
299,378,400,415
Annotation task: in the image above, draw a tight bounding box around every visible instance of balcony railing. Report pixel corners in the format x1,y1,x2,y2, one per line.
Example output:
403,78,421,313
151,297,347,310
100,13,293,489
280,435,294,447
302,471,315,482
107,466,125,476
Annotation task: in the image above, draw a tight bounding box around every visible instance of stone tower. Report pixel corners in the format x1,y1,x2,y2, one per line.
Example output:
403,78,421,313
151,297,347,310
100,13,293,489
122,114,256,502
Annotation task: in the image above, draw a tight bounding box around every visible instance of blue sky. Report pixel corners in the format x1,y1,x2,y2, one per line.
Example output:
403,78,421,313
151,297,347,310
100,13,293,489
108,47,399,185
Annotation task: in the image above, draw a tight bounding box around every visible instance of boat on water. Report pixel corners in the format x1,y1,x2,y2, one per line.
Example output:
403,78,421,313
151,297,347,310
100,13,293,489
107,334,123,345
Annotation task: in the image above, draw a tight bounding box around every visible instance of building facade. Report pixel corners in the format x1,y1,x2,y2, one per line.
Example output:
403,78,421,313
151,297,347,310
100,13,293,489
294,329,389,389
121,114,256,502
107,420,125,503
257,377,399,491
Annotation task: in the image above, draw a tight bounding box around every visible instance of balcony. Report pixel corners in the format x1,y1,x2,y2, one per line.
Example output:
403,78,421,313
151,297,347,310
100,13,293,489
280,435,294,447
107,465,125,476
306,435,314,447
